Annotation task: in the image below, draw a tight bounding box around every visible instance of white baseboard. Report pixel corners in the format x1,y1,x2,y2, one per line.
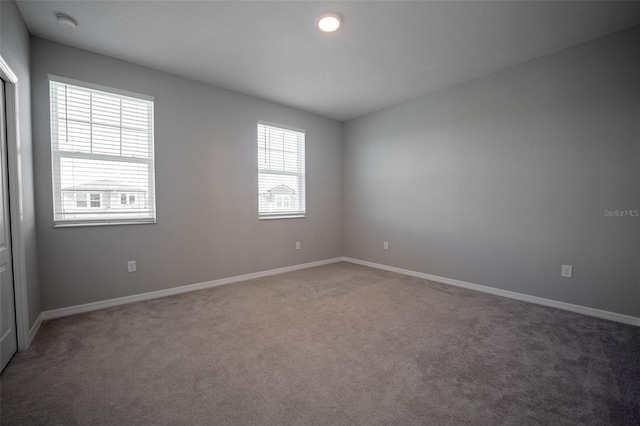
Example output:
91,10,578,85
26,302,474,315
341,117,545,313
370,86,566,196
33,255,640,338
343,257,640,327
27,312,43,347
41,257,343,321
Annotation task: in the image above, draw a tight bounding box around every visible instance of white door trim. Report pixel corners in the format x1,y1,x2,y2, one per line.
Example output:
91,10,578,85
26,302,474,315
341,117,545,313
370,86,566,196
0,55,30,351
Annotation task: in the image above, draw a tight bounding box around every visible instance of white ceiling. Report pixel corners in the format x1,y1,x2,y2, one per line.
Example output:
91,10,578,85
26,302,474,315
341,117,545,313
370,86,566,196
16,1,640,121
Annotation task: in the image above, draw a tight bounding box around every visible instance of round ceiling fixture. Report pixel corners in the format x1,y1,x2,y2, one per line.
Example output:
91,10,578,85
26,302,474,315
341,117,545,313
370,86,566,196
56,13,78,30
317,14,341,33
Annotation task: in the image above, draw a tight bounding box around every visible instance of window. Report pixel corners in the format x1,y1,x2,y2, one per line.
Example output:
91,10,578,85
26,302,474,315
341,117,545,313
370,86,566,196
76,193,87,208
120,194,136,205
275,195,291,209
257,123,305,219
89,193,101,208
49,77,156,226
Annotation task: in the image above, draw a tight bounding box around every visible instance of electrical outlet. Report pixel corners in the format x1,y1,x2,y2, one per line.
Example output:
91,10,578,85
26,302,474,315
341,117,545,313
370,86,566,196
296,241,301,250
561,264,572,278
384,241,389,250
127,260,137,273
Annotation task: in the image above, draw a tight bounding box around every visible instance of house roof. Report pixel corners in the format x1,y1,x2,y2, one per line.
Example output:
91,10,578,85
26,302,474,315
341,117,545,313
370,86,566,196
259,184,296,196
62,180,143,192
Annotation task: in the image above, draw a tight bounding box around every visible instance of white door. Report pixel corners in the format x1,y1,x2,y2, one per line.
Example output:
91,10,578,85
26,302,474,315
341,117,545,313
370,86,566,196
0,79,17,372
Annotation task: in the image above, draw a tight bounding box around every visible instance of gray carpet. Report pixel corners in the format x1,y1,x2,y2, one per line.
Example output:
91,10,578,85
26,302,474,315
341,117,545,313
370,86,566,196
1,262,638,425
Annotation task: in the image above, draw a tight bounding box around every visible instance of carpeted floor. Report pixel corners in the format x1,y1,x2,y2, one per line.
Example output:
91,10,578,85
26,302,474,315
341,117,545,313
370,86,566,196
1,262,638,425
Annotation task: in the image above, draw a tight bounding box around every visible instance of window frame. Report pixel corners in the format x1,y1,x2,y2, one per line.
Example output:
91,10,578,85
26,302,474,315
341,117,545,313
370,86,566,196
49,75,156,227
89,193,101,208
257,121,306,220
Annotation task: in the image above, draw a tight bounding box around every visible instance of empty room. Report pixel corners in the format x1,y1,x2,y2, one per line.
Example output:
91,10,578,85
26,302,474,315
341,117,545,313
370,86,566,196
0,0,638,424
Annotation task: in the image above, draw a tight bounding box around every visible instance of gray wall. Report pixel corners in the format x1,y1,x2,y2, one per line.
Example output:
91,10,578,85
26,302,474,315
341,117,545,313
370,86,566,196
31,38,343,311
343,26,640,317
1,0,41,328
25,24,640,318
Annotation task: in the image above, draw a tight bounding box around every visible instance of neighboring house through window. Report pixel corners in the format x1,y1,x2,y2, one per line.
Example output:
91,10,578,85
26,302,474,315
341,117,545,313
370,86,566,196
257,122,305,219
49,77,156,226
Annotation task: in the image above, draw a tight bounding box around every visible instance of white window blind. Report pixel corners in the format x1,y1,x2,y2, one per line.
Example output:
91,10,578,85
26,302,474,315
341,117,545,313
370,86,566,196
257,123,305,218
49,77,156,226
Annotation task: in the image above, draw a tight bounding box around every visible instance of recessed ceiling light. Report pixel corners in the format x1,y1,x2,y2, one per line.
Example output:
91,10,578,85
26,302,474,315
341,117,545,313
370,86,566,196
318,14,341,33
56,13,77,30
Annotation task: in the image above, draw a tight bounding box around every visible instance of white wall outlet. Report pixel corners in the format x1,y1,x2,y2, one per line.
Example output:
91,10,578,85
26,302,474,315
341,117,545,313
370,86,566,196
296,241,301,250
561,264,572,278
384,241,389,250
127,260,137,273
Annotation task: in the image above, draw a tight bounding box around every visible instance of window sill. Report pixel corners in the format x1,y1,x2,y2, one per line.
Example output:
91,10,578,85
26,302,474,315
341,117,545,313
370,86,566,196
259,214,305,220
54,220,156,228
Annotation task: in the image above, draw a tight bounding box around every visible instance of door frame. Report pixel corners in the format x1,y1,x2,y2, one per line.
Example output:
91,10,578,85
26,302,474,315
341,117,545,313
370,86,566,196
0,55,30,351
